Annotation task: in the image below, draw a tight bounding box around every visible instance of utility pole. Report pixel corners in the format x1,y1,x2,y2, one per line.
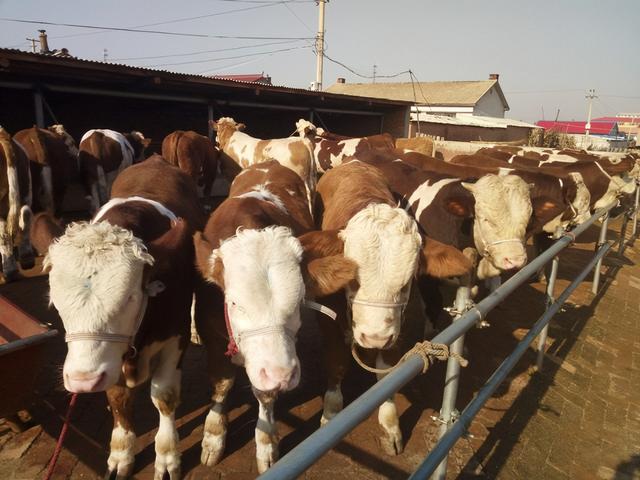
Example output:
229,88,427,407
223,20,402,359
372,64,377,84
585,88,598,137
314,0,327,91
26,37,38,53
103,49,108,62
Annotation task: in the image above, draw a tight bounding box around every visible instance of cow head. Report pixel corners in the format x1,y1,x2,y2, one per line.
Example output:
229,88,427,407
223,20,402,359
127,131,152,162
295,119,317,138
48,124,79,159
211,117,246,150
338,204,421,349
195,226,355,393
44,221,157,393
460,175,532,278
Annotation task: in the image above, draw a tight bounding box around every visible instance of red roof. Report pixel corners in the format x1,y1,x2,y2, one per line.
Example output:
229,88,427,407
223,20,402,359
536,120,617,135
592,116,640,124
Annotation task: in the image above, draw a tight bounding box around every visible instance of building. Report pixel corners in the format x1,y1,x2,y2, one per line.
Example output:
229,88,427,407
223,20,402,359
592,115,639,141
536,120,620,137
326,74,510,118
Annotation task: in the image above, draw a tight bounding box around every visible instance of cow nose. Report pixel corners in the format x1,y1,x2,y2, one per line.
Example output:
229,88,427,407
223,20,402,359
502,254,527,270
65,371,105,393
358,333,394,350
258,364,299,392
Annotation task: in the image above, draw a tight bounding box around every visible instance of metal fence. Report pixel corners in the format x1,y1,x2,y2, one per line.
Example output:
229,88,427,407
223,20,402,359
258,187,638,480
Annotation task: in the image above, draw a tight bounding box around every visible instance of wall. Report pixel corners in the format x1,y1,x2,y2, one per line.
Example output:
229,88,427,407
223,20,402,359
473,86,506,118
408,121,531,143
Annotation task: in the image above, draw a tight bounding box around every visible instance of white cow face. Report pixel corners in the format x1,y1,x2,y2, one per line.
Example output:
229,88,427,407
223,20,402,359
210,226,304,393
45,222,153,393
464,175,532,274
340,204,421,350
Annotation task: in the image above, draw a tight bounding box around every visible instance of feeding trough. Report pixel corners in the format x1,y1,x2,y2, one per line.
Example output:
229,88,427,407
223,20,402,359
0,295,58,420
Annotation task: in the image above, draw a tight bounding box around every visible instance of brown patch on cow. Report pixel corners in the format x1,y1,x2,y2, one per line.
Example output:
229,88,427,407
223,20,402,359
106,384,135,432
287,141,312,170
420,237,473,278
445,198,472,217
194,231,224,288
299,230,344,258
155,387,179,416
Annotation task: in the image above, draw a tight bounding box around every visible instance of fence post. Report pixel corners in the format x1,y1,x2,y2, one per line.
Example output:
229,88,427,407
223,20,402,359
432,285,471,480
592,213,609,294
536,226,563,371
632,182,640,238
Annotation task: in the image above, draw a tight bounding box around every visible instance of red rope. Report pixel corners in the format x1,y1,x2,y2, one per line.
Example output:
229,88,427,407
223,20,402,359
43,393,78,480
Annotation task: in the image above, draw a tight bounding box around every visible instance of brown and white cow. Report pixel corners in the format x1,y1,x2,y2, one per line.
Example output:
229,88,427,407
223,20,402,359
212,117,316,213
14,125,78,215
161,130,219,196
295,119,395,173
193,160,356,473
79,129,151,212
34,156,205,479
0,127,34,282
310,160,472,454
362,156,533,280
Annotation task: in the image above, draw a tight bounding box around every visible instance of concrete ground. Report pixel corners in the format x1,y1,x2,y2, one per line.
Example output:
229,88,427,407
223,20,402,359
0,217,638,480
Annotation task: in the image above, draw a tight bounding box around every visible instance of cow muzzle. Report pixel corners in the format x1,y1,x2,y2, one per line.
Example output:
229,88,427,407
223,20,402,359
64,370,106,393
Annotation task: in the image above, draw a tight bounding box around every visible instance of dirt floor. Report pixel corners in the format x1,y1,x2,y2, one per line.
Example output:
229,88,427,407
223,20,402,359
0,216,638,480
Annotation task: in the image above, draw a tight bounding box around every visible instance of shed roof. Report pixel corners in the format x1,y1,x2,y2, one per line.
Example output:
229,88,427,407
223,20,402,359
412,113,539,129
326,80,509,110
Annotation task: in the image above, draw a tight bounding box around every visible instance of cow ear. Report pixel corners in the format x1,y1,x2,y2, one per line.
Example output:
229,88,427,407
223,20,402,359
30,212,63,256
237,123,246,131
304,256,357,297
298,230,356,297
419,236,473,278
193,231,224,288
142,137,152,148
444,196,472,217
461,182,475,193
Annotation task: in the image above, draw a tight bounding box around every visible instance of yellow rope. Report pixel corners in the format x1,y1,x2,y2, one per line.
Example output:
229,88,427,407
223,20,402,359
351,341,468,375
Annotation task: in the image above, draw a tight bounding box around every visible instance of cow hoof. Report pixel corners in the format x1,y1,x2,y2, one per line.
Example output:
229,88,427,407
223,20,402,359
380,430,404,456
104,469,131,480
154,455,180,480
201,431,226,467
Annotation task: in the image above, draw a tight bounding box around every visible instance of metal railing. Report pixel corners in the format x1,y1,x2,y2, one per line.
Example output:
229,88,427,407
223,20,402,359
258,190,637,480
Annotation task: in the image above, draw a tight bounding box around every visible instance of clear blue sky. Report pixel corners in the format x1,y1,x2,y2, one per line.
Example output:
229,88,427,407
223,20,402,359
1,0,638,123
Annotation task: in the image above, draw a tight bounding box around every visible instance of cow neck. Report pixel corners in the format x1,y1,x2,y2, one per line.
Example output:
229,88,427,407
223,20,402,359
592,161,613,180
223,299,338,358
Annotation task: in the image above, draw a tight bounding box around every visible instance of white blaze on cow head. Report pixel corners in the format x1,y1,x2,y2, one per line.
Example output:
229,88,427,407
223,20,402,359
462,175,532,276
339,204,421,350
198,226,305,392
45,222,154,393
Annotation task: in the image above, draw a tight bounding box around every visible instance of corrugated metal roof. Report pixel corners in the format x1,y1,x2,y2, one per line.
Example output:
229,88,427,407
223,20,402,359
326,80,508,108
0,48,413,107
411,113,539,129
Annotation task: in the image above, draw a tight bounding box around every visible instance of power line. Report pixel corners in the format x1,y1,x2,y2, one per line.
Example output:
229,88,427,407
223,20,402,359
196,43,309,74
143,44,312,68
321,52,409,80
109,39,301,61
600,94,640,100
0,17,313,40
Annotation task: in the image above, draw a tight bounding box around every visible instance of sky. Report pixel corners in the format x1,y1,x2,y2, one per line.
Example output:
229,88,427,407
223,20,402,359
1,0,639,123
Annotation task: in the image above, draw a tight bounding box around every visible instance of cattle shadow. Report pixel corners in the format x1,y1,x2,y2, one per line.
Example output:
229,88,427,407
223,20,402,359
456,249,623,479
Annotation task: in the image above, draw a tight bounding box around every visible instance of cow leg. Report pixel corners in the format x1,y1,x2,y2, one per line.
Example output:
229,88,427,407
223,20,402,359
97,165,109,206
17,205,34,270
40,166,54,214
254,389,279,473
149,344,183,480
318,292,349,425
0,219,18,282
376,351,404,456
106,384,136,479
200,353,235,467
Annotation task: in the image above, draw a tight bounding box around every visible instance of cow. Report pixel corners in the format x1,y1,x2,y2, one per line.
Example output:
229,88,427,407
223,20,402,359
32,156,205,479
193,160,357,473
395,136,435,156
0,127,34,282
360,156,533,281
14,125,78,215
161,130,219,196
79,129,151,212
211,117,316,213
311,160,472,455
294,119,395,173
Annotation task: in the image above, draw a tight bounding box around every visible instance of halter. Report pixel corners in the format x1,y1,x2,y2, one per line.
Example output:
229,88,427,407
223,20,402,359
223,299,338,357
350,298,408,309
65,196,176,354
474,219,523,259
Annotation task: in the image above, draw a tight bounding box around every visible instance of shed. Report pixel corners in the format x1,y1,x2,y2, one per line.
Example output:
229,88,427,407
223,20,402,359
0,49,411,152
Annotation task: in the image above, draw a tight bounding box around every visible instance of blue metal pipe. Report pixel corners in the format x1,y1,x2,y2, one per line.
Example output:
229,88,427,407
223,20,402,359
258,203,616,480
409,241,612,479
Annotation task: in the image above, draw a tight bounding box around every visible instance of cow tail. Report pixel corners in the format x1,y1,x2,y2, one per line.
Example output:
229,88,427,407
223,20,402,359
173,131,183,168
0,128,21,238
32,126,48,165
